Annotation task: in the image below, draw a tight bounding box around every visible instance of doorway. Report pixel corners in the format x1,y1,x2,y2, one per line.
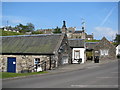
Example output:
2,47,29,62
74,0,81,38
7,57,16,73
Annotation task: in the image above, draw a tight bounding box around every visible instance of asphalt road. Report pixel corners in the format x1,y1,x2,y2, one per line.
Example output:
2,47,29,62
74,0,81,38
2,60,118,88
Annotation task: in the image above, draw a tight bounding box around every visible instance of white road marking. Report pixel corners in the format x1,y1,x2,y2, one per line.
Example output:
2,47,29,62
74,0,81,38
71,85,118,88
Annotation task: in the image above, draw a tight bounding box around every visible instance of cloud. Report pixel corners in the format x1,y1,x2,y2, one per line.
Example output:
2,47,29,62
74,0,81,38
93,27,117,40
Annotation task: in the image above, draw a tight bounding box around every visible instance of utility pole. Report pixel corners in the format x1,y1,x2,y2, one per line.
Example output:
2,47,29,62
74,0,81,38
81,18,85,32
6,20,8,27
112,35,114,42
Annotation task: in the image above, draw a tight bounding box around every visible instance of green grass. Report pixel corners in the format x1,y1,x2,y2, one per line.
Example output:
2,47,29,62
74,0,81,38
1,71,48,79
0,72,2,78
0,29,24,36
85,40,100,42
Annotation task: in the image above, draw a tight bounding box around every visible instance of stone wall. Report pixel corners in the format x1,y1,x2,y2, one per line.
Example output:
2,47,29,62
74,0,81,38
57,34,71,66
0,55,50,73
71,32,86,39
72,33,82,39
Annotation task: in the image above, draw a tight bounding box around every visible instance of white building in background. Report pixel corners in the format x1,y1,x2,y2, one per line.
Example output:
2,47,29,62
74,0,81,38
116,44,120,55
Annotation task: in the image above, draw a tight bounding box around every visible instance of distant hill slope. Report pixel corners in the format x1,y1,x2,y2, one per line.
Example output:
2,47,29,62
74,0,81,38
0,29,24,36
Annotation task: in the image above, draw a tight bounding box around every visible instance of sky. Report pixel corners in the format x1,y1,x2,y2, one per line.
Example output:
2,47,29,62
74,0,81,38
2,2,118,40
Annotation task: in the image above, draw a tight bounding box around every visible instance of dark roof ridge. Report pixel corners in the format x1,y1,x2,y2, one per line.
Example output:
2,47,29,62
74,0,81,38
1,33,64,37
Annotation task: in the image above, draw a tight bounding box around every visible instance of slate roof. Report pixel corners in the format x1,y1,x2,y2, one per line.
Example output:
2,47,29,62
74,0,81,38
1,34,65,55
94,37,116,48
74,31,83,33
86,35,93,38
85,42,98,49
68,39,85,48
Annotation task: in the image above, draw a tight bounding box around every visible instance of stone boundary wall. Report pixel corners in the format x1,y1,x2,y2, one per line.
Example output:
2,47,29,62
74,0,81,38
0,55,50,73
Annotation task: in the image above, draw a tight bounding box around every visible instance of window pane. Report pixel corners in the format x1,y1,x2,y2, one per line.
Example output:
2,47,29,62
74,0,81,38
74,51,80,59
100,49,108,56
34,58,40,64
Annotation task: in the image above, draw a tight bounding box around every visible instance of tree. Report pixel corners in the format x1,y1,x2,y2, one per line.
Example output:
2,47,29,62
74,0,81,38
26,23,35,32
16,23,25,33
53,26,61,34
16,24,24,30
114,34,120,45
16,23,35,33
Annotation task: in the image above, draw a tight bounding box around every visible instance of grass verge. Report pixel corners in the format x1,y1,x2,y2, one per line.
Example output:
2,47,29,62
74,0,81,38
85,40,100,42
1,71,48,79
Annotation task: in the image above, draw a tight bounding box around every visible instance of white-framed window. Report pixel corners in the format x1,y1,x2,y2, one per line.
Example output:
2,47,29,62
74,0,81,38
74,50,80,59
100,49,109,56
34,58,40,65
95,51,99,53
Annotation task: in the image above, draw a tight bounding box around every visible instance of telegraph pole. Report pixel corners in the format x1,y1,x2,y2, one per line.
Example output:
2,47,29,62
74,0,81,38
81,18,85,32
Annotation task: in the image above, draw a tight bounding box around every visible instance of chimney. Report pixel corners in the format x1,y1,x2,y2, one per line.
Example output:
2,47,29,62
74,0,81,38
62,21,66,28
62,20,67,34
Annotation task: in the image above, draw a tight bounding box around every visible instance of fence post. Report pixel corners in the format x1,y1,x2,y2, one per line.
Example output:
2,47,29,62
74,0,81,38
44,61,46,71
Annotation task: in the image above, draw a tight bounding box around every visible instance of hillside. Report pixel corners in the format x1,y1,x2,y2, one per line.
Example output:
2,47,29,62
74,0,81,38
0,29,24,36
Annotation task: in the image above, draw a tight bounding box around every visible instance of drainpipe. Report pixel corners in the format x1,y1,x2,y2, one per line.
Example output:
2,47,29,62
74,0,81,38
49,55,51,70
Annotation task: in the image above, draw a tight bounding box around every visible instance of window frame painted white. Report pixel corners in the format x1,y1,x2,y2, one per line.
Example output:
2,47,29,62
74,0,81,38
34,58,42,72
34,58,40,65
100,49,109,56
74,50,80,59
72,48,86,64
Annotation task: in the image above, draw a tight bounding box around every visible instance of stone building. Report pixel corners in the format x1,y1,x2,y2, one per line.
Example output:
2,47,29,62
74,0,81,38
72,30,86,39
36,21,94,40
93,37,116,60
0,34,70,73
86,34,94,40
65,27,75,39
37,29,54,34
85,37,116,61
61,21,94,40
